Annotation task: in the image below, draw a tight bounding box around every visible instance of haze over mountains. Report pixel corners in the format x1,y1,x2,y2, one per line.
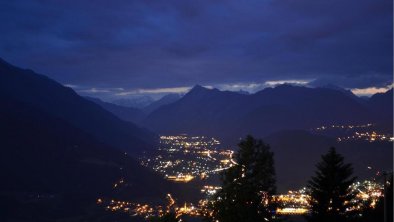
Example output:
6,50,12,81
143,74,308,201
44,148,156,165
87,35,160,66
85,93,182,123
143,94,182,114
85,96,147,123
112,96,155,109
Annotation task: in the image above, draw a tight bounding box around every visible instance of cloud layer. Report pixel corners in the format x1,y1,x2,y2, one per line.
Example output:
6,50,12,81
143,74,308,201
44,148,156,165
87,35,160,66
0,0,392,94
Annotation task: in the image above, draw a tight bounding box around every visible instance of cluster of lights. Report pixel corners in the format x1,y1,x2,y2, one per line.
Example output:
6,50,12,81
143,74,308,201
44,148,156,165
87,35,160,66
99,198,159,219
159,135,221,147
104,134,388,220
113,178,124,189
98,194,202,219
140,135,235,182
315,124,373,130
99,179,385,220
271,180,384,215
347,180,384,212
312,123,393,143
166,174,194,182
272,187,311,215
337,131,394,142
201,185,222,196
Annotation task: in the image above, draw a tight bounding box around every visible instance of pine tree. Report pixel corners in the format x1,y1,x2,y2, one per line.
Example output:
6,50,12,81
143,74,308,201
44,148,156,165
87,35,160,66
206,135,276,222
307,147,356,222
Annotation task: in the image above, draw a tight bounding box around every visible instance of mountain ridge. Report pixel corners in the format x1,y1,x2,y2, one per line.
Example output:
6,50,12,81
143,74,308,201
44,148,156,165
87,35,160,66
0,58,156,156
143,84,387,144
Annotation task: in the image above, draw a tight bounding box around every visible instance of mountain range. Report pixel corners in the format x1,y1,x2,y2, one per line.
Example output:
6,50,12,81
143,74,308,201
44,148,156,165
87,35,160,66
88,84,392,191
86,93,182,124
85,96,147,123
0,57,392,219
142,84,392,144
111,96,155,109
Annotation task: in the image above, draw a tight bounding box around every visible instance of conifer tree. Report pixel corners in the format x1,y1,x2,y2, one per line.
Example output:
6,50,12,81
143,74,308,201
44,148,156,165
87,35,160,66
307,147,356,222
206,135,277,222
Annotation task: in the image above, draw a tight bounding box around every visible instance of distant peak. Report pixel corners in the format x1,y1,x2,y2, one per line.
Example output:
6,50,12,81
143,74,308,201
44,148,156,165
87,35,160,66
192,84,206,90
273,83,305,90
184,85,218,98
189,84,210,93
275,83,296,88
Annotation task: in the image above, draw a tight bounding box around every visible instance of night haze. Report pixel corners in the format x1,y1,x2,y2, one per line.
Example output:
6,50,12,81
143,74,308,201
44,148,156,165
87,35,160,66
0,1,393,222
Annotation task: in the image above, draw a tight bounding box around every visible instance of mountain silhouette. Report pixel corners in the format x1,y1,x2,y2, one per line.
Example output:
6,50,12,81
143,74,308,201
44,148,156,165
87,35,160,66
143,93,182,114
143,84,378,144
0,58,156,156
85,96,147,123
0,58,197,221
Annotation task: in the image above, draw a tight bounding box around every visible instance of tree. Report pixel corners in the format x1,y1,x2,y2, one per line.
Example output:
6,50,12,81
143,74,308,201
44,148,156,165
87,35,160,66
307,147,356,222
206,135,276,222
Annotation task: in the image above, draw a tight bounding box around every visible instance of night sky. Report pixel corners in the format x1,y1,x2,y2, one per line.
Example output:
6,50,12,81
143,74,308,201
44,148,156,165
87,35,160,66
0,0,392,99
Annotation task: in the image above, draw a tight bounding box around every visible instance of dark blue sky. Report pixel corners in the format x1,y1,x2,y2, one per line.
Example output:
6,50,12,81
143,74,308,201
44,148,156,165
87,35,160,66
0,0,392,99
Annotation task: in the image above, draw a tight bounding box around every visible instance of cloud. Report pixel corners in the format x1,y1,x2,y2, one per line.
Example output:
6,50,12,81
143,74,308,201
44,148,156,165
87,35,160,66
116,86,192,96
0,0,391,90
78,87,123,93
77,80,313,98
309,74,393,89
264,79,312,87
64,84,79,89
351,84,393,97
214,83,264,93
213,80,312,93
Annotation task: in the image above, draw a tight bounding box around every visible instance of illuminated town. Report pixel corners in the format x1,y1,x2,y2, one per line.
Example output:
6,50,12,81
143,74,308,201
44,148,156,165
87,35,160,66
271,180,384,216
315,123,374,131
347,180,384,212
99,179,385,220
98,194,202,219
272,187,311,215
337,131,394,142
105,133,387,220
312,123,394,142
140,135,235,182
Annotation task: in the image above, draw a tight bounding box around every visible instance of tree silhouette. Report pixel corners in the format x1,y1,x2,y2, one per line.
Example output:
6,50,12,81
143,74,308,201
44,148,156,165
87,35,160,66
307,147,356,222
206,135,276,222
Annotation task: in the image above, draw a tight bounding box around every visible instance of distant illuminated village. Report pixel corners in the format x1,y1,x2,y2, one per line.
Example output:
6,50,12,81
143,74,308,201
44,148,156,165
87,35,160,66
99,180,384,220
312,123,394,142
97,134,387,221
140,135,235,182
